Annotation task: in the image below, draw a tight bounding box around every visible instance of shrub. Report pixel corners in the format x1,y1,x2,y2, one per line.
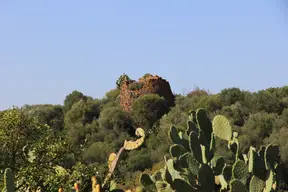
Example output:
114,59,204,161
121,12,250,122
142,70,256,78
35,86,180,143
130,94,169,131
116,73,131,89
128,82,144,91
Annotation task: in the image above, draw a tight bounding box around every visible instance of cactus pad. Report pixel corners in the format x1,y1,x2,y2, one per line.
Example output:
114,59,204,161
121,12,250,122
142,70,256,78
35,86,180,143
198,164,214,192
169,144,187,158
108,153,117,169
140,173,156,191
171,178,196,192
210,132,216,152
188,110,197,124
163,168,173,185
264,144,280,170
189,131,203,164
212,115,232,141
264,170,274,192
179,152,199,175
223,165,232,182
232,160,249,185
169,125,182,144
213,156,226,175
3,168,15,192
230,179,248,192
166,159,181,180
249,176,265,192
196,108,213,144
186,120,199,136
248,147,266,180
124,128,145,150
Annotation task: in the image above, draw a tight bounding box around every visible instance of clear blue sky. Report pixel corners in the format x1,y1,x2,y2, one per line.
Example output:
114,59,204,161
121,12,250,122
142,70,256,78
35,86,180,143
1,1,288,110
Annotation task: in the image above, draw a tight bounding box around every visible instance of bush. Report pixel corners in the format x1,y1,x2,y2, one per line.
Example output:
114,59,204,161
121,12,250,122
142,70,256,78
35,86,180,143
116,73,131,89
238,111,277,152
63,90,85,113
128,82,144,91
82,142,114,164
142,73,152,79
220,87,244,106
64,98,101,127
98,106,133,133
130,94,169,131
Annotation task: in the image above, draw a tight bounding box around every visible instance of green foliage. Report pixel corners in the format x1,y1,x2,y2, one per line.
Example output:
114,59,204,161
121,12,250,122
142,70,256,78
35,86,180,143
251,90,283,114
220,87,244,106
116,73,131,90
0,107,47,172
142,73,152,79
63,90,85,113
25,104,64,134
102,89,121,108
187,87,209,97
128,82,144,91
238,112,277,152
98,106,132,132
65,98,101,126
131,94,169,131
82,142,115,164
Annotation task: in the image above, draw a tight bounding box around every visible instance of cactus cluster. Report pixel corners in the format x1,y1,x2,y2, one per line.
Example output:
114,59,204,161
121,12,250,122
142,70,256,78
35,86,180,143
139,108,283,192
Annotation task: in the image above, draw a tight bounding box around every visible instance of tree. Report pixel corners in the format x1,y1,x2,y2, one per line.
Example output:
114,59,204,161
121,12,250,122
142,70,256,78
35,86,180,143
63,90,85,113
24,104,64,134
64,98,101,127
130,94,169,131
98,106,132,133
238,112,277,152
220,87,243,106
251,90,283,114
0,107,46,172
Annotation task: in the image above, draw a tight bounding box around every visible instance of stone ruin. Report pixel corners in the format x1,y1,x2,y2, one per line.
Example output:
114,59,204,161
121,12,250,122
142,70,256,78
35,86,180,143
119,74,175,111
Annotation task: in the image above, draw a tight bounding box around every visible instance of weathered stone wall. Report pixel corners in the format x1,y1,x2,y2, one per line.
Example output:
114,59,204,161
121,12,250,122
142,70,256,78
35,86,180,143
120,74,175,111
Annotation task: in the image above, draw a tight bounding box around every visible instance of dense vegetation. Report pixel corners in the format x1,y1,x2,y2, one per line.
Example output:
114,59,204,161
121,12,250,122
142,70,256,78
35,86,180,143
0,74,288,191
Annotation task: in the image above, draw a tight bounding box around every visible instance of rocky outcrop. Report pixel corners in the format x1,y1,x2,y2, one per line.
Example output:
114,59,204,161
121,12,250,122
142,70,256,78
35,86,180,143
119,74,175,111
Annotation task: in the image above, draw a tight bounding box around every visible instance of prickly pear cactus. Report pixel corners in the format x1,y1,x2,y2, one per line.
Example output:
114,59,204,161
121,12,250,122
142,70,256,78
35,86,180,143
103,128,146,190
230,179,248,192
124,128,145,150
2,168,15,192
232,160,249,185
138,108,283,192
196,108,213,144
249,176,265,192
212,115,232,141
264,144,280,171
108,153,117,169
140,173,157,192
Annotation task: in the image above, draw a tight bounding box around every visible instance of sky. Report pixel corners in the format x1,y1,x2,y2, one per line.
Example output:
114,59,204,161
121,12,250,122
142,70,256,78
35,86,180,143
1,1,288,110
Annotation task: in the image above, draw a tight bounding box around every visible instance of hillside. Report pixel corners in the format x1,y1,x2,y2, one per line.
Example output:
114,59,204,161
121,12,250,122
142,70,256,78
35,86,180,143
0,73,288,192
